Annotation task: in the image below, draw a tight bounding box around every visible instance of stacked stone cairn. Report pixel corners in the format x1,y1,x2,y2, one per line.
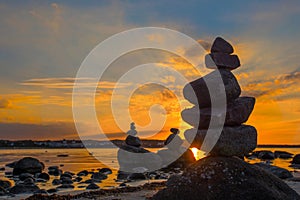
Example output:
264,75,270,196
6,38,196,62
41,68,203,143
117,122,161,180
157,128,195,169
182,36,257,157
152,37,300,200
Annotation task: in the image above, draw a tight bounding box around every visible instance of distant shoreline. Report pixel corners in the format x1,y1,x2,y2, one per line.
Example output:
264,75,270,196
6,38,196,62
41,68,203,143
1,144,300,149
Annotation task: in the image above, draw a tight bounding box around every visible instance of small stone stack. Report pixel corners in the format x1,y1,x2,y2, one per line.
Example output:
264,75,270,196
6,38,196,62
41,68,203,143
182,37,257,157
117,122,161,178
157,128,195,169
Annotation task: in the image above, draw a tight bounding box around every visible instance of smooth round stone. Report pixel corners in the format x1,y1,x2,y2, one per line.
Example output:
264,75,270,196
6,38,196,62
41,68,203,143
181,97,255,129
185,125,257,156
183,69,241,108
205,53,240,70
211,37,234,54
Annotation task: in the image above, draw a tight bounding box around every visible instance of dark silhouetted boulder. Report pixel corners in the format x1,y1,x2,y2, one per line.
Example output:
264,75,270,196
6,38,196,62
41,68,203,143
292,154,300,164
185,125,257,156
125,135,141,147
258,150,275,160
158,148,196,169
152,156,300,200
255,163,293,179
86,183,100,190
0,180,11,189
183,69,241,108
9,184,40,194
13,157,44,175
37,172,50,181
211,37,234,54
182,97,255,129
117,145,162,172
99,168,112,175
275,151,293,159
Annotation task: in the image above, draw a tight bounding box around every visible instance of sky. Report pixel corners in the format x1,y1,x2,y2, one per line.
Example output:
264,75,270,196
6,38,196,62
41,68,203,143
0,0,300,144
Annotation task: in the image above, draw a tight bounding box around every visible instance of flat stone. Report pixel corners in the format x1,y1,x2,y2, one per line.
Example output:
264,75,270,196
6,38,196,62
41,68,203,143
152,156,300,200
183,69,241,108
181,97,255,129
184,125,257,156
205,53,240,70
211,37,234,54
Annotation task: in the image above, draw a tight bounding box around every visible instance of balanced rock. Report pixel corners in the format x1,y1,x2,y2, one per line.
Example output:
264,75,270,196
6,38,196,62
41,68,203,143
185,125,257,156
183,69,241,108
157,148,195,169
125,135,141,147
13,157,44,175
211,37,234,54
182,97,255,129
117,145,162,172
205,53,240,70
152,156,300,200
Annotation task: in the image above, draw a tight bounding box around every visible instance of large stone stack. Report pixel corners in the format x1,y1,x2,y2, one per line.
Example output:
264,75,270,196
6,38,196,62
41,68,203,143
152,37,300,200
182,37,257,157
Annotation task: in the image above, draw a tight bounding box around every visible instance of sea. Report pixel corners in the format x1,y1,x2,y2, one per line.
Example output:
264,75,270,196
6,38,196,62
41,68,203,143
0,147,299,192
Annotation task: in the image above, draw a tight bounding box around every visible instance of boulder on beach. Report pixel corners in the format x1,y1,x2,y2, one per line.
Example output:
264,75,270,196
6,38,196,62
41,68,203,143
181,97,255,129
274,151,293,159
257,150,275,160
13,157,45,175
152,156,300,200
157,148,196,169
0,179,11,189
211,37,234,54
255,163,293,179
183,69,241,108
117,145,162,173
185,125,257,156
9,183,40,194
292,154,300,164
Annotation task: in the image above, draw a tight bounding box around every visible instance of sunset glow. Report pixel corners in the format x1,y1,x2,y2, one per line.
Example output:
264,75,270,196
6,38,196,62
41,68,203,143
0,1,300,145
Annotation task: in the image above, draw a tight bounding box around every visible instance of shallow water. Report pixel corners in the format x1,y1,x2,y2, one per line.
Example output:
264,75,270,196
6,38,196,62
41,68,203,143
0,147,299,192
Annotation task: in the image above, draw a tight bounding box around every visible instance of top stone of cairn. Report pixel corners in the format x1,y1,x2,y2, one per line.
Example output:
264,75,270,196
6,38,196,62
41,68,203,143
211,37,234,54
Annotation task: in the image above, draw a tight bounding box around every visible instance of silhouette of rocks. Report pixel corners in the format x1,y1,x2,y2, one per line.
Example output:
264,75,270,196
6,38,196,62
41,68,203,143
185,125,257,156
9,183,40,194
292,154,300,164
255,163,293,179
117,145,162,172
274,151,293,159
182,97,255,129
183,69,241,108
13,157,44,175
125,135,141,147
152,157,300,200
206,53,240,70
211,37,234,54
